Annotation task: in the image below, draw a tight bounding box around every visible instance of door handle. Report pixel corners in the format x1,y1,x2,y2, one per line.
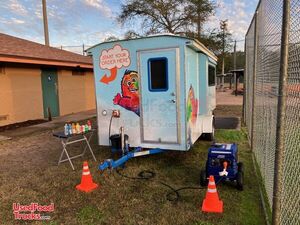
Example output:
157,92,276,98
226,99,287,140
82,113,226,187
170,99,176,103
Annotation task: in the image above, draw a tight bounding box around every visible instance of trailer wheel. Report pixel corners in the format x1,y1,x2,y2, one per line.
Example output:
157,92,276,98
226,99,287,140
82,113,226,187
236,171,244,191
200,170,208,186
238,162,244,173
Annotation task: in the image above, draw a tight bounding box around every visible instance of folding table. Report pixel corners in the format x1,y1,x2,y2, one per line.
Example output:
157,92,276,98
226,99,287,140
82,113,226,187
53,129,97,170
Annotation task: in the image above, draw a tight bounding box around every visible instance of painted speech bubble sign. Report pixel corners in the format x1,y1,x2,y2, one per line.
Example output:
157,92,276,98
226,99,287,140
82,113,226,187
99,44,130,70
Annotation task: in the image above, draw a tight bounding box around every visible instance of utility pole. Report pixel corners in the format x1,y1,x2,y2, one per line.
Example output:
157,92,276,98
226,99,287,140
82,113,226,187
42,0,50,46
220,20,228,90
233,40,237,69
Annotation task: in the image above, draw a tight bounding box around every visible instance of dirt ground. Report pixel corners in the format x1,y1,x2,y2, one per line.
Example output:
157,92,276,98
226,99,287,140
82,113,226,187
0,108,265,225
216,89,243,106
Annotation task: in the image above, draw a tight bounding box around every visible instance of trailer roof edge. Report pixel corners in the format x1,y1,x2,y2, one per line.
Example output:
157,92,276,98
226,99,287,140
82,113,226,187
185,40,218,62
86,34,218,61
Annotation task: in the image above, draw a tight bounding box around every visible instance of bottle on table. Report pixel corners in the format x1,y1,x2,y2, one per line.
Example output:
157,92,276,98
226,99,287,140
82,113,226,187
64,124,69,136
76,123,81,134
68,124,73,135
87,120,92,131
85,124,89,132
81,125,85,133
72,123,76,134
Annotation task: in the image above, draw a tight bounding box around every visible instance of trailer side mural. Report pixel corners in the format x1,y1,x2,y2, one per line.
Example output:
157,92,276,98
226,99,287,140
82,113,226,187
87,35,217,151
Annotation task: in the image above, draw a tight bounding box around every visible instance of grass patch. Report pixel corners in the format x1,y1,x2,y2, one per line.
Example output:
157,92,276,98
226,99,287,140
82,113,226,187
192,221,215,225
42,221,59,225
215,129,247,142
77,206,104,225
0,119,266,225
252,153,272,224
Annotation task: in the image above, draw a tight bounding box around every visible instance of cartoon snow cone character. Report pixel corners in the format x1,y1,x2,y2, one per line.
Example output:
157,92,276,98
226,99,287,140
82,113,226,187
187,85,198,124
113,70,140,116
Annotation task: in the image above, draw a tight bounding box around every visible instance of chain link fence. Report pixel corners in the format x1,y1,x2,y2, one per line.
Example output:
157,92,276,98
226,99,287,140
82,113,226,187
245,0,300,224
55,45,92,55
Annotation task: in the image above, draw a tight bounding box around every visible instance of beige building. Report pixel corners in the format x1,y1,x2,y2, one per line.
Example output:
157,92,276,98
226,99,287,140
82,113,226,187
0,33,95,126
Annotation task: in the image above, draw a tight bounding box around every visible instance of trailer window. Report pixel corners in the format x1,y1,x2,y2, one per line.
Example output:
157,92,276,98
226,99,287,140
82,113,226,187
148,57,168,91
208,65,216,86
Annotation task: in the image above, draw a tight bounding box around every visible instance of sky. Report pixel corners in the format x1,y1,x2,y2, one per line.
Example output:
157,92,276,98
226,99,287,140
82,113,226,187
0,0,259,53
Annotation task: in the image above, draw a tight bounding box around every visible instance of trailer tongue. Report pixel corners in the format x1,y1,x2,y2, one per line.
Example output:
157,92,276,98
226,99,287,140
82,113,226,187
99,147,165,171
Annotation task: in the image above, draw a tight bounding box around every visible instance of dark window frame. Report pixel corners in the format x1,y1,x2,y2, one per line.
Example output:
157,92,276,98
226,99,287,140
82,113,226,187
208,64,216,86
147,57,169,92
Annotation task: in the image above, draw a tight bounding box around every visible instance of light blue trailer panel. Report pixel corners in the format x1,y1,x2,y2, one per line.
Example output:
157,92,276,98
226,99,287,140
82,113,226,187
87,35,217,151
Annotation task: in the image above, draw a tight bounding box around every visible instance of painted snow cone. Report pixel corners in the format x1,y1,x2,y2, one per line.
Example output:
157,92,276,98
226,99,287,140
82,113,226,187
187,85,199,124
113,70,140,116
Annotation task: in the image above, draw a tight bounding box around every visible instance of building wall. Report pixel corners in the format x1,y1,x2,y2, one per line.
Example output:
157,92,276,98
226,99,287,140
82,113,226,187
0,66,95,127
0,67,44,126
57,70,95,116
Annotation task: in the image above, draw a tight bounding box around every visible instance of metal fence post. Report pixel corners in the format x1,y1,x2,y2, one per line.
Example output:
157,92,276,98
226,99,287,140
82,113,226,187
272,0,290,224
250,11,258,150
242,39,247,124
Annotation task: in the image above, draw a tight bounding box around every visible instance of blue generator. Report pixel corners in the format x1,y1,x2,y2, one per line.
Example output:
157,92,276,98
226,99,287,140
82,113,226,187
200,143,244,190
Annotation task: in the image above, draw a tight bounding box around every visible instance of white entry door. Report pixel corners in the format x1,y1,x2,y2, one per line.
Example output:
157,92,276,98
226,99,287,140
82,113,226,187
138,48,180,144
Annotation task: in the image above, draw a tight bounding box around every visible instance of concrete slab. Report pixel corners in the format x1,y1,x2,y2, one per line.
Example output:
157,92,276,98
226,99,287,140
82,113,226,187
215,116,241,130
0,109,96,139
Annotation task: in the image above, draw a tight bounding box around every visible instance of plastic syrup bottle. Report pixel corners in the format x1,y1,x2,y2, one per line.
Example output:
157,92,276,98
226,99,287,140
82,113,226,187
64,124,69,136
76,123,81,134
68,124,73,135
87,120,92,131
81,125,85,133
72,123,76,134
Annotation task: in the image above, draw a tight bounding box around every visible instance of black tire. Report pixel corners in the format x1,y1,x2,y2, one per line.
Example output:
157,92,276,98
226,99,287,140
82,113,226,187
238,162,244,173
236,171,244,191
207,130,214,141
200,170,208,186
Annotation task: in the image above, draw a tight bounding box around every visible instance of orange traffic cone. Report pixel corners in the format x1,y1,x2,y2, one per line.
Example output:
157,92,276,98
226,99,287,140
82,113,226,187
201,175,223,213
76,161,98,192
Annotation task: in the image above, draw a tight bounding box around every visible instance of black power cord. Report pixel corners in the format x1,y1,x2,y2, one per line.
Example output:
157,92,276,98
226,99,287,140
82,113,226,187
108,114,114,146
115,168,206,202
116,168,155,180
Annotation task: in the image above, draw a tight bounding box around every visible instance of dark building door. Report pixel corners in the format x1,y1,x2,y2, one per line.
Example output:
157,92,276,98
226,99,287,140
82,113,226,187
41,69,59,118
